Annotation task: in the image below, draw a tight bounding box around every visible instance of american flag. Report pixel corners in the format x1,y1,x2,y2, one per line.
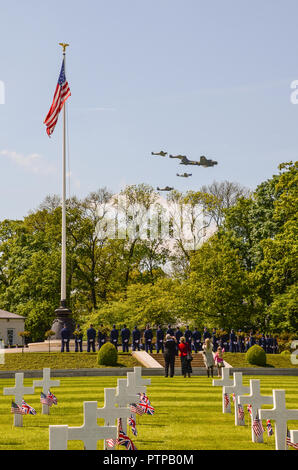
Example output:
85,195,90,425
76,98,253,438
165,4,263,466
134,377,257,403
266,419,273,437
130,403,145,416
128,415,137,436
44,58,71,136
118,419,137,450
286,429,298,450
139,400,155,415
21,400,36,415
11,401,26,415
106,418,120,449
237,404,245,421
47,390,57,405
252,412,264,438
40,392,52,406
224,393,230,408
247,404,252,416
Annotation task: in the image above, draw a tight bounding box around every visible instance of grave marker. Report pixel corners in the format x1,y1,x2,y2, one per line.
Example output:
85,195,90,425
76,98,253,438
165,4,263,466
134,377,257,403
33,368,60,415
49,401,117,450
259,390,298,450
212,368,234,413
238,379,273,443
223,372,250,426
3,373,34,427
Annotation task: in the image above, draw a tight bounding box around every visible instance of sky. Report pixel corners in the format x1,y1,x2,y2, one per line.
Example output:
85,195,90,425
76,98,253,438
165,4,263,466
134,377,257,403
0,0,298,220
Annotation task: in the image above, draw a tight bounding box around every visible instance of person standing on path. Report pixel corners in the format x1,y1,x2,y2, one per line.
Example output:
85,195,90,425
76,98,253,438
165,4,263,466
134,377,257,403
163,334,177,378
202,337,215,378
178,336,193,378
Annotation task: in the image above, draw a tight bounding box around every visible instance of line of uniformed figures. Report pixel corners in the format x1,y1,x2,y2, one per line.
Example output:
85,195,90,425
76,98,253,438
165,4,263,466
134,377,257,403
60,323,279,354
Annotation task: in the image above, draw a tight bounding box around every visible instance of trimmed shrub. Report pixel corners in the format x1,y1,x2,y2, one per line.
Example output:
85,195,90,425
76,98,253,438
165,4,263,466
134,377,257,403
245,345,266,367
97,342,118,366
280,350,291,356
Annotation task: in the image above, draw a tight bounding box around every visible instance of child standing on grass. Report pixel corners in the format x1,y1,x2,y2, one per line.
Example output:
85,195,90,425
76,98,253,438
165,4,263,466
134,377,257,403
214,346,225,377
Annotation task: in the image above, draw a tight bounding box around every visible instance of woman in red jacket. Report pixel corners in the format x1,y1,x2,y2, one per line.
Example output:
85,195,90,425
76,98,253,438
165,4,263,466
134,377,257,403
178,336,193,378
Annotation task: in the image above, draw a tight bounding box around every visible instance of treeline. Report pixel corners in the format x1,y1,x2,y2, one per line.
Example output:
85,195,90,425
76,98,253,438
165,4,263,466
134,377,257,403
0,162,296,341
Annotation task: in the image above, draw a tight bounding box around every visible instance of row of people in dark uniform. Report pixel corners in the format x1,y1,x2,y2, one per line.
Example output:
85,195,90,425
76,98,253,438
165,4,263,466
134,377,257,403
61,323,279,354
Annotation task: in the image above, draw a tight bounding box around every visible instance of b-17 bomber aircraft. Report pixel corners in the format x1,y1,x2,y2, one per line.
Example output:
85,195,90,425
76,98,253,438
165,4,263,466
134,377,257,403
198,155,218,167
156,186,174,191
176,173,192,178
170,154,218,167
151,150,168,157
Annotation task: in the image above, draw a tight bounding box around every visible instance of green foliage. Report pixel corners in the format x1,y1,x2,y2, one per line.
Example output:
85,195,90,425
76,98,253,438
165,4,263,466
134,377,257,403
245,345,267,367
97,342,118,366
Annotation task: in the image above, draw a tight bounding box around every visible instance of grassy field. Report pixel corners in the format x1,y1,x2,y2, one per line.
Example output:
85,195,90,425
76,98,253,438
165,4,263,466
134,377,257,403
223,353,298,369
0,352,140,371
0,375,297,450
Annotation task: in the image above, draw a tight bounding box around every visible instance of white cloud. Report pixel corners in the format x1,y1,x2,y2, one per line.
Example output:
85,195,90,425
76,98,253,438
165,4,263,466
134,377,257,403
0,149,56,176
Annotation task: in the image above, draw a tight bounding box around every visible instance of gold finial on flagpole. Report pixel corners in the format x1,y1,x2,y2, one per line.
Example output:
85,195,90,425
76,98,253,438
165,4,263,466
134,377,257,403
59,43,69,53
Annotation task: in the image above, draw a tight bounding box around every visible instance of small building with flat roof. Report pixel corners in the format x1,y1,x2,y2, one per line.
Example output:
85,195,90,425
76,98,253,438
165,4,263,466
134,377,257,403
0,309,25,347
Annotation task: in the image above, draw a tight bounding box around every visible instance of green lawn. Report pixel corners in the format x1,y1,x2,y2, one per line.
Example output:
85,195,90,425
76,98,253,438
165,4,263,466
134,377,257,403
224,353,298,369
0,352,139,371
0,375,297,450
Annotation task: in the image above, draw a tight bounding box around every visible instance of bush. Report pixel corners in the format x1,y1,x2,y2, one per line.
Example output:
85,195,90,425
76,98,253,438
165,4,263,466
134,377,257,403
97,342,118,366
280,350,291,356
245,345,267,367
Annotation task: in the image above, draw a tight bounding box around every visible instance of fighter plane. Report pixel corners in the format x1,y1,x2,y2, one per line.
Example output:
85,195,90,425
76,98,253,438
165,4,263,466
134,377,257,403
176,173,192,177
169,154,187,159
151,151,168,157
156,186,174,191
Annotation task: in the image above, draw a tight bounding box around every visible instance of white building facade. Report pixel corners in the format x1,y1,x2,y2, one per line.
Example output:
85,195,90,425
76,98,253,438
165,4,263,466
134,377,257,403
0,310,25,347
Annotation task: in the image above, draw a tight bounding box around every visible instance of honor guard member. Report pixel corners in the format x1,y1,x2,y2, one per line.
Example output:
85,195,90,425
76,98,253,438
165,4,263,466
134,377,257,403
229,329,237,353
166,324,175,337
61,324,70,352
156,325,164,353
144,324,153,353
184,326,192,347
212,328,218,351
259,334,266,351
248,332,256,349
87,324,96,352
221,330,229,352
267,335,273,354
97,324,106,350
74,324,83,352
203,327,211,342
110,325,119,350
192,328,201,353
237,330,244,353
272,336,278,354
132,326,141,351
121,324,130,352
175,327,183,355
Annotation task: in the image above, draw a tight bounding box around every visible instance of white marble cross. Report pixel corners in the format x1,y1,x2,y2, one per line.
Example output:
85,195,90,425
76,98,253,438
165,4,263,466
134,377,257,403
3,373,35,427
49,401,117,450
238,379,273,443
97,388,132,449
33,368,60,415
223,372,250,426
115,378,139,407
133,366,151,388
259,390,298,450
212,368,234,413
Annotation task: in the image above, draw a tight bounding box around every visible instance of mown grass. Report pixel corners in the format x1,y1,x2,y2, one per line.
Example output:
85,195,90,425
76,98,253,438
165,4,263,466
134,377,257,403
0,375,297,450
0,352,139,371
223,353,298,369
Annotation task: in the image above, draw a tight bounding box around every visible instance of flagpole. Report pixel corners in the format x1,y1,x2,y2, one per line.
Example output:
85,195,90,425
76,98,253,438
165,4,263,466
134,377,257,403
61,45,67,306
51,43,74,340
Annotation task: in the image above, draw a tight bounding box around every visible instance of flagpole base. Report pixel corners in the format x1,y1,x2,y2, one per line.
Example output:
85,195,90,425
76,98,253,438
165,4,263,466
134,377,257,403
51,302,75,339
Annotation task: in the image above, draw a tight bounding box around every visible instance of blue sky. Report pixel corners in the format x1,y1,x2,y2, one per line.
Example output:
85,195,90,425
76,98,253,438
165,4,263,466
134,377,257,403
0,0,298,220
